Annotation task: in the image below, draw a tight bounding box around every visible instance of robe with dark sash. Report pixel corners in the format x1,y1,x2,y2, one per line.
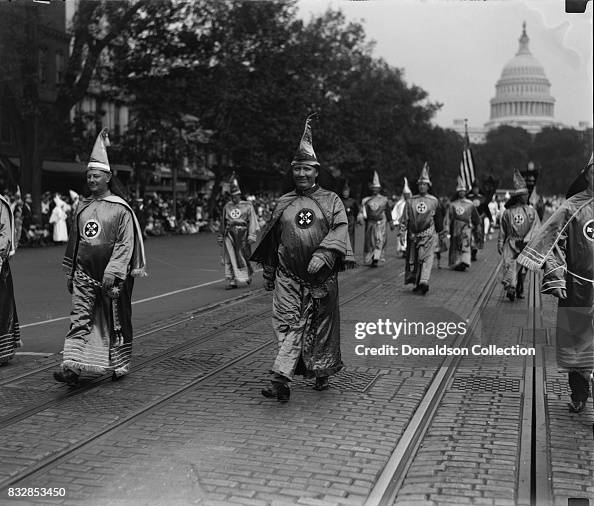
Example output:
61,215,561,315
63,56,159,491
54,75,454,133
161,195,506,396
220,200,260,285
0,196,20,364
401,194,441,285
518,188,593,371
250,185,355,380
498,202,540,291
62,195,146,376
467,189,486,251
362,194,390,264
448,198,481,269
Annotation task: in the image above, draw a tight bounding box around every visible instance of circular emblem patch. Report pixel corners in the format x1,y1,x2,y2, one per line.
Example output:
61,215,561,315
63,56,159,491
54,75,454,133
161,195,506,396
416,202,427,214
583,219,594,242
295,208,316,229
369,201,379,211
229,208,241,219
512,213,525,226
83,219,101,239
454,205,465,216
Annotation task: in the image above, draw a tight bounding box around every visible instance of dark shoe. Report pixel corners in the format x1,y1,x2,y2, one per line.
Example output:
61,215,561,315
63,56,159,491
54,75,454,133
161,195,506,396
412,285,420,293
53,369,79,386
277,383,290,402
261,383,290,402
506,289,515,302
568,400,586,413
225,283,238,290
370,259,378,268
313,377,329,391
112,371,124,381
471,251,477,261
419,283,429,295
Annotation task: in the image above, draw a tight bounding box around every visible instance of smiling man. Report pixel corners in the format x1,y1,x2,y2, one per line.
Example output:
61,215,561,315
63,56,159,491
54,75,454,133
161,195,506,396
250,115,355,402
53,129,147,386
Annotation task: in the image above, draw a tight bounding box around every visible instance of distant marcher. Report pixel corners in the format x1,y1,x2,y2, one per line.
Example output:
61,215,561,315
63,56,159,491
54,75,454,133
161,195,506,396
218,175,260,289
340,181,359,251
518,154,593,413
497,169,540,301
448,177,481,271
54,130,146,386
391,178,412,258
361,171,393,267
0,192,21,365
467,181,485,261
49,194,71,243
401,163,442,294
251,115,355,402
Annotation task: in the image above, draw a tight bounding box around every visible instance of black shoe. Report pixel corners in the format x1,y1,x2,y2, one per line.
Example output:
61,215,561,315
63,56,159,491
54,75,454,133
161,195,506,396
370,259,378,268
53,369,79,386
225,283,238,290
112,371,124,382
568,400,586,413
313,377,329,391
419,283,429,295
506,290,515,302
262,384,290,402
412,285,420,293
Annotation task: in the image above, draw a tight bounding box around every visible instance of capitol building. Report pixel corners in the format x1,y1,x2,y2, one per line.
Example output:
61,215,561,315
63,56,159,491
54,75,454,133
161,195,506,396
453,23,588,142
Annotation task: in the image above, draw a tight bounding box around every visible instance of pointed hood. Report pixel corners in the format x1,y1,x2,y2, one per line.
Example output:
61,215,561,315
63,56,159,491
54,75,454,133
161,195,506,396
566,152,594,199
369,171,381,189
229,173,241,195
456,175,466,192
402,177,412,195
87,128,111,172
512,168,528,195
418,162,431,186
291,113,319,167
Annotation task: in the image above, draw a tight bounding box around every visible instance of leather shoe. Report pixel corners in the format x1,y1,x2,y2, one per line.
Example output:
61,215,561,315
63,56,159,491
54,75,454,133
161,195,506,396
53,369,79,386
261,384,290,402
419,283,429,295
313,377,329,391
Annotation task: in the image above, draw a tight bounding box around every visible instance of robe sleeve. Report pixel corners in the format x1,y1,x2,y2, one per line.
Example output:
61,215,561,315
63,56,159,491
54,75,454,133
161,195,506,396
497,211,509,254
247,202,260,242
317,195,352,264
104,208,135,280
433,201,444,233
0,203,11,266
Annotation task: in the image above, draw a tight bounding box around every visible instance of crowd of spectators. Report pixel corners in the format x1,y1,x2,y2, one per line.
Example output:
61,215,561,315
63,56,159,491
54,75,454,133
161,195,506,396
0,188,279,247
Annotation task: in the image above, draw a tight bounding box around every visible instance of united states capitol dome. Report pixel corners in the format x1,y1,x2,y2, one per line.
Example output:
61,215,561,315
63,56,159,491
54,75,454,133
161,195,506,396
485,22,560,134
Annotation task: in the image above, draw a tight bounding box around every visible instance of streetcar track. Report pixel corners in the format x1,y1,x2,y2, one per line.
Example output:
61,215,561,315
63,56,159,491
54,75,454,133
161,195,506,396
365,259,503,506
0,288,265,389
0,266,400,491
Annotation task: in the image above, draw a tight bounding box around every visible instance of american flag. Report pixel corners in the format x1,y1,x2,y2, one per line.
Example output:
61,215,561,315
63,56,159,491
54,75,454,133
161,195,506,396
459,122,476,191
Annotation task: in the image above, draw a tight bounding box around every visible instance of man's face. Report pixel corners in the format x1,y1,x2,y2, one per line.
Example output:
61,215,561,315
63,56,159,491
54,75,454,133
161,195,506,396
404,193,411,201
371,187,380,195
86,169,111,195
518,194,528,205
292,164,318,190
342,189,350,199
231,194,241,204
457,190,466,199
418,182,428,194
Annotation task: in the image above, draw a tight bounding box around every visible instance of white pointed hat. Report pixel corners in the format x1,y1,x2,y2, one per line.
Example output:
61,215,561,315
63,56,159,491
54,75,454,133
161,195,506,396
229,173,241,195
418,162,431,185
456,175,466,192
87,128,111,172
369,171,381,188
402,177,411,195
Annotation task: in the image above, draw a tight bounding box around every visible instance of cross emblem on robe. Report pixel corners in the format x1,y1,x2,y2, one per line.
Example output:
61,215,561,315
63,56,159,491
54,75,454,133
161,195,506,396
229,208,241,219
295,208,316,229
83,220,101,238
512,213,525,225
416,202,427,214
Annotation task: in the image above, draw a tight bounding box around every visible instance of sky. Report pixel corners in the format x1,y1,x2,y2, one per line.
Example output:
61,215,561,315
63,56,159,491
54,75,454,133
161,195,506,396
296,0,593,130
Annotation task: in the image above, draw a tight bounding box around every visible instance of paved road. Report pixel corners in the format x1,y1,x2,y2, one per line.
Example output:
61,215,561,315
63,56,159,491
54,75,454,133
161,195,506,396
11,225,374,354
